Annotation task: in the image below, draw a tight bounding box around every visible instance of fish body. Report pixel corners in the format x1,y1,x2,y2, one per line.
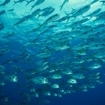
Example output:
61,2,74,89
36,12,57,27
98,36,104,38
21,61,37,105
14,9,41,26
56,14,71,22
71,73,85,79
0,23,4,31
42,14,59,25
30,0,45,11
72,5,90,17
90,0,99,4
32,77,48,84
86,8,101,17
14,15,30,26
31,9,41,17
39,6,55,17
3,32,15,39
95,11,105,21
0,10,6,16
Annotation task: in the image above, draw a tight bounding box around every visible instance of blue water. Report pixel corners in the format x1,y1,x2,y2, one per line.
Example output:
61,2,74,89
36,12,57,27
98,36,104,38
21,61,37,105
50,84,105,105
0,0,105,105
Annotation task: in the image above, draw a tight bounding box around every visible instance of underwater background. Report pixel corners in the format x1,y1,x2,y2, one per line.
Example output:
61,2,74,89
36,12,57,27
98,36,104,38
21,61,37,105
0,0,105,105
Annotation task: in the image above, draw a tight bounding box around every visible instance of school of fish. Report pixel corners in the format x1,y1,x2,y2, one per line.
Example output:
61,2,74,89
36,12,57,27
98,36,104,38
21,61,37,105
0,0,105,104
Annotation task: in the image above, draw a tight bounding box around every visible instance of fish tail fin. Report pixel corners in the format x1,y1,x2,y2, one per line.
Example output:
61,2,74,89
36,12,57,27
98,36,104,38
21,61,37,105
30,5,34,11
101,2,105,6
60,5,63,11
30,6,33,11
64,11,72,22
71,8,76,13
13,1,18,5
26,1,30,6
37,23,42,29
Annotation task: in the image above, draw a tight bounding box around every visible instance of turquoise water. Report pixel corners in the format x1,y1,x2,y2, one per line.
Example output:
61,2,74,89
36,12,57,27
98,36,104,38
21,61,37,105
0,0,105,105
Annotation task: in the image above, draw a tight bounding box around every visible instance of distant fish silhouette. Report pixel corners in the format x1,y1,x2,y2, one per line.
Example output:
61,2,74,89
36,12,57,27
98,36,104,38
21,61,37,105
60,0,69,11
0,0,11,6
